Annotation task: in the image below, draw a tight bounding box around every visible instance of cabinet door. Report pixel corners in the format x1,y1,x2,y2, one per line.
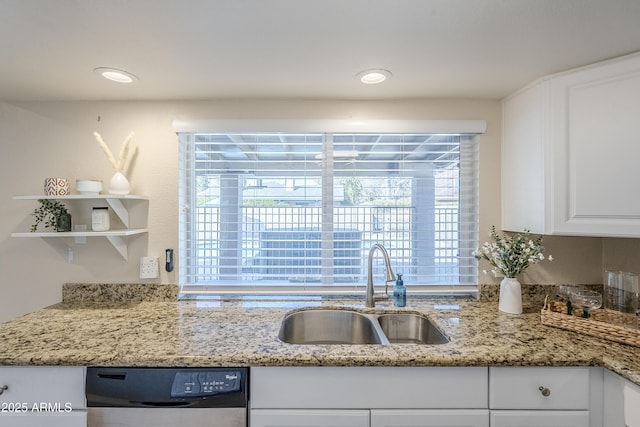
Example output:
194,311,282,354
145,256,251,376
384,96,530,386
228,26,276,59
603,369,625,427
371,409,489,427
250,409,369,427
490,410,589,427
501,78,549,234
0,411,87,427
625,380,640,427
502,53,640,237
549,54,640,237
0,366,86,409
251,367,488,409
489,367,590,410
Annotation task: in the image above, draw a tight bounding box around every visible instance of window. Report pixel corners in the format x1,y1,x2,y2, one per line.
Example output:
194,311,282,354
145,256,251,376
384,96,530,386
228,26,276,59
178,121,480,294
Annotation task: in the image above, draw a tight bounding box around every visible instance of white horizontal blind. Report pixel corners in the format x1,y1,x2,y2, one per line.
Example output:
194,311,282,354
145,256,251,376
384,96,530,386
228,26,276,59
178,131,479,291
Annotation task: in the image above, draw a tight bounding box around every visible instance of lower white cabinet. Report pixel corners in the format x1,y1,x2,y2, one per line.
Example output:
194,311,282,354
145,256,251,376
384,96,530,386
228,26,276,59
0,366,87,426
489,367,596,427
1,411,87,427
624,380,640,427
250,367,490,427
490,411,589,427
251,409,489,427
251,367,488,409
250,367,605,427
371,409,489,427
489,367,591,410
250,409,370,427
605,368,640,427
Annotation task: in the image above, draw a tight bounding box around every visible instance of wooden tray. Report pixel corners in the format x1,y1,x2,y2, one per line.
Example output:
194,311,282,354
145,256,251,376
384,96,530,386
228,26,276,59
541,297,640,348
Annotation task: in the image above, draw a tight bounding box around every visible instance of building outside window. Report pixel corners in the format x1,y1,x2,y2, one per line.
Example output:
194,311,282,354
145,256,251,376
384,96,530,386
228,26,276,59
177,121,481,295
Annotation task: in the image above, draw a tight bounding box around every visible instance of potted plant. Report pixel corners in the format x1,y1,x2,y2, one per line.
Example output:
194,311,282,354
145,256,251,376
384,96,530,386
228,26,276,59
30,199,71,232
474,226,553,314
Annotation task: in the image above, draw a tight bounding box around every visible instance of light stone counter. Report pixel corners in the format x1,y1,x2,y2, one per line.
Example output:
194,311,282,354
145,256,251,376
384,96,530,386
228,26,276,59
0,291,638,386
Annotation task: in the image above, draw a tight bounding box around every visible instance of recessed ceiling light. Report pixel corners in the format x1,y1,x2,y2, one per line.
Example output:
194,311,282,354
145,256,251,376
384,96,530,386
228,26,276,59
356,69,392,85
94,67,138,83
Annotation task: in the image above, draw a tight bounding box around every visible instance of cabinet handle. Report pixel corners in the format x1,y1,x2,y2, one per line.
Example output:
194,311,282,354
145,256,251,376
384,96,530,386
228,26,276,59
538,385,551,397
0,385,7,396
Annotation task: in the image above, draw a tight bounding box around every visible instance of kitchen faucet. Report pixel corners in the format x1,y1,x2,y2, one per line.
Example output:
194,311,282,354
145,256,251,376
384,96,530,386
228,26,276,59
365,243,397,308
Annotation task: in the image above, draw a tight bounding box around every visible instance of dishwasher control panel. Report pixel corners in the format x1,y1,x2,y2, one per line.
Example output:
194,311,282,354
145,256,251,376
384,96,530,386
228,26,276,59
171,371,242,397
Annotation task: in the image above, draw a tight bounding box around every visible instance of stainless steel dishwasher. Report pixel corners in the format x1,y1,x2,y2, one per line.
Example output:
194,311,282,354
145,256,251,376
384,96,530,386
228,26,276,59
86,367,248,427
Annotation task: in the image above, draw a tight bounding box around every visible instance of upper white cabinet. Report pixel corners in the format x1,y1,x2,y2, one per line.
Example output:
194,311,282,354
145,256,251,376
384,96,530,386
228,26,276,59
502,53,640,237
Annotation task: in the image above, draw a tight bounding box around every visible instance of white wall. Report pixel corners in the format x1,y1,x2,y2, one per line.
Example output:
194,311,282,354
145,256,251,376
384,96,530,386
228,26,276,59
0,98,601,322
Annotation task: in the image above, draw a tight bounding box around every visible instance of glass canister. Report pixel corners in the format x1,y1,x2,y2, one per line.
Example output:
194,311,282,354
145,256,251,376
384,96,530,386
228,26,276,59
91,207,110,231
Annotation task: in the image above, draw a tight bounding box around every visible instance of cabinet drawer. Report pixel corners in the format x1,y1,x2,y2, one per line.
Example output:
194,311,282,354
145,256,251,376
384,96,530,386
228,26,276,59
0,366,86,409
251,367,488,409
371,409,490,427
490,410,589,427
0,411,87,427
251,409,370,427
489,367,589,410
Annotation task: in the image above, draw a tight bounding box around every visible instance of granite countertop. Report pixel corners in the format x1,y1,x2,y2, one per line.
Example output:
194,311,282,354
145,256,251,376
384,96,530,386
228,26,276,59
0,287,638,386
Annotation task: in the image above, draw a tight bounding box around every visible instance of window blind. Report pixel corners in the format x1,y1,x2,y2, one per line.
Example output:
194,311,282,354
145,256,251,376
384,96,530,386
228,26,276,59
178,130,479,293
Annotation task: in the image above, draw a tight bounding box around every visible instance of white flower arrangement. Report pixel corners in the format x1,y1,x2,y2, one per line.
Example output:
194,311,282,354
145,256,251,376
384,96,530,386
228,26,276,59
473,226,552,278
94,131,135,174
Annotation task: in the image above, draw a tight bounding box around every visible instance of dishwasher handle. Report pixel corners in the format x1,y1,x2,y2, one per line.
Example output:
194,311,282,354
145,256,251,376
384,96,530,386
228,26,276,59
133,401,192,408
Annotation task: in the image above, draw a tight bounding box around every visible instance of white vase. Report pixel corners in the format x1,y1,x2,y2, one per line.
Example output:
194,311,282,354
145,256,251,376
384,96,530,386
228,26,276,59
109,172,130,195
499,277,523,314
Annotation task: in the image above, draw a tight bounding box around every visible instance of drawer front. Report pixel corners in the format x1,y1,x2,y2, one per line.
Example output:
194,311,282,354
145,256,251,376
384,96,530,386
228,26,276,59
489,367,590,410
0,366,86,409
0,411,87,427
251,367,488,409
490,410,589,427
371,409,490,427
251,409,370,427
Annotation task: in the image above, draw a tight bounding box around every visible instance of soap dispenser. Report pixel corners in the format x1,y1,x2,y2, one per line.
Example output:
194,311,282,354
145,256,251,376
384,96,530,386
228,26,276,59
393,273,406,307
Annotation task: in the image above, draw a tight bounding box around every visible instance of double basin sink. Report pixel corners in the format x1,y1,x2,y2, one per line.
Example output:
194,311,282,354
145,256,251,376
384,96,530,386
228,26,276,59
278,308,449,345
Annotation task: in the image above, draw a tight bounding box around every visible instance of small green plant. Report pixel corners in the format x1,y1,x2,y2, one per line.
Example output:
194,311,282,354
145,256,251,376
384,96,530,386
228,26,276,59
31,199,70,232
473,226,553,278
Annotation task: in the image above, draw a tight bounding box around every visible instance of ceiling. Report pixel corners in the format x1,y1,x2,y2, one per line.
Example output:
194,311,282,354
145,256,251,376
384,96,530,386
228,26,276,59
2,0,640,102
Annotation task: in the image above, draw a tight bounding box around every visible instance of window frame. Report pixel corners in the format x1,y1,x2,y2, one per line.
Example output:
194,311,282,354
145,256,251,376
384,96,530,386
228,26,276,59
175,120,485,297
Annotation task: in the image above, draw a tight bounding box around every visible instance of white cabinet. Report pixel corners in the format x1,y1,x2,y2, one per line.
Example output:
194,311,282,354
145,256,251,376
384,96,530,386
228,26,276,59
251,367,603,427
250,367,488,409
250,367,489,427
489,367,600,427
624,379,640,427
0,366,86,426
606,368,640,427
490,411,589,427
250,409,370,427
251,409,490,427
1,412,87,427
502,52,640,237
12,195,148,260
489,367,590,410
603,369,626,427
371,409,489,427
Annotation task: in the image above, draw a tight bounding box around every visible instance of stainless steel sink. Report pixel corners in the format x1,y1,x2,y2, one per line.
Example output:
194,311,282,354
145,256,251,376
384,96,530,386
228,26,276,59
377,313,450,344
278,309,384,344
278,308,449,345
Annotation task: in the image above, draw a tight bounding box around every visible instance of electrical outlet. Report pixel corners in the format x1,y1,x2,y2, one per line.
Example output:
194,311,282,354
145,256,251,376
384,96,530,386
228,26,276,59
140,256,159,279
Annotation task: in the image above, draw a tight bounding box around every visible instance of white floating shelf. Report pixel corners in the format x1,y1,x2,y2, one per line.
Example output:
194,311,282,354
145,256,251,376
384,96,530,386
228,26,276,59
12,195,149,260
13,195,148,200
11,229,148,260
11,229,148,238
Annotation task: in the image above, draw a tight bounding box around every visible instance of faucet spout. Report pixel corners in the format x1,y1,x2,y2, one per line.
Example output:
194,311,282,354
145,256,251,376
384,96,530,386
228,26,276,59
365,243,397,308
